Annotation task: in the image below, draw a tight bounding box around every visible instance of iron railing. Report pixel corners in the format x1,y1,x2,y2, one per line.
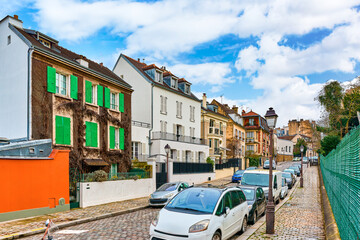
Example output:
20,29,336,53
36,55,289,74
173,162,213,174
132,120,151,128
320,126,360,240
215,158,239,170
152,132,207,145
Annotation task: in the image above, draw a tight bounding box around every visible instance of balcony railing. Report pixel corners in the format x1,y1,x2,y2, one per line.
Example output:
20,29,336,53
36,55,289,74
213,147,221,155
152,132,207,145
209,127,223,135
246,138,255,143
132,120,151,128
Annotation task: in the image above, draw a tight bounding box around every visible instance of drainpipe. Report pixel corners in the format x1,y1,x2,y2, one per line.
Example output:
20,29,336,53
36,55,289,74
27,47,34,140
148,84,154,157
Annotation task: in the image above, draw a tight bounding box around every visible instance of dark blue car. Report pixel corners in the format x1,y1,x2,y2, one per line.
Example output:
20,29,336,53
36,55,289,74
232,170,245,183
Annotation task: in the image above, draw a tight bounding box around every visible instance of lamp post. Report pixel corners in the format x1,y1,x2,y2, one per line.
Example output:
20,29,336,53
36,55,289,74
264,107,278,234
239,148,242,170
164,144,171,183
300,145,304,187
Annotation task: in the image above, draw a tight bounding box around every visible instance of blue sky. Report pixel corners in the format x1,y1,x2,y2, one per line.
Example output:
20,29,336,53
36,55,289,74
2,0,360,126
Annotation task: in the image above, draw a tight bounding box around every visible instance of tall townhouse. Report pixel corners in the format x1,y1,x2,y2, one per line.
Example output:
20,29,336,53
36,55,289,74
241,110,270,162
0,16,133,175
200,94,229,162
211,100,246,167
113,55,209,163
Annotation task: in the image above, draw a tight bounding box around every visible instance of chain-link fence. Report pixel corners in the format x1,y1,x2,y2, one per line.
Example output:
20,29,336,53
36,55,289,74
320,126,360,240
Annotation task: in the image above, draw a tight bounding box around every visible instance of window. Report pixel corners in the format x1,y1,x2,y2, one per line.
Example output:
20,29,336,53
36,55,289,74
171,78,177,88
7,35,11,45
247,145,254,151
230,191,240,207
110,126,124,150
85,121,98,148
170,149,176,159
238,190,246,203
110,92,118,110
176,101,182,118
160,121,167,133
209,119,214,134
39,38,51,48
209,139,212,148
91,84,97,104
190,127,195,138
132,142,141,159
160,95,167,114
249,119,254,126
155,71,162,82
185,84,190,94
224,192,233,209
55,116,71,145
190,106,195,122
56,73,68,96
247,132,254,138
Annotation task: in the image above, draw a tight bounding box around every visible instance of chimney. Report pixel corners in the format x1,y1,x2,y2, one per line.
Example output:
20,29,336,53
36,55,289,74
242,110,245,115
138,58,140,62
100,62,103,67
14,15,19,20
232,105,238,113
202,93,207,108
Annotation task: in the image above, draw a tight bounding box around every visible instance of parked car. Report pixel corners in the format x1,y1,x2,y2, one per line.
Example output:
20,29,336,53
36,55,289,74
288,166,300,176
239,186,266,224
302,157,309,164
291,163,302,172
149,182,189,206
282,171,295,189
310,157,319,166
246,167,258,170
280,177,288,199
241,169,282,204
293,157,301,161
150,186,249,240
263,160,276,170
283,169,296,178
232,170,245,183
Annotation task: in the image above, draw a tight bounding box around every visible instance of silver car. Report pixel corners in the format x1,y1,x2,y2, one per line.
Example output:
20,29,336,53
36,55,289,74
149,182,189,206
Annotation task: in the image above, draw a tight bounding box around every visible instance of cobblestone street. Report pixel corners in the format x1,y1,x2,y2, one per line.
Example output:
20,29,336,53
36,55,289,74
248,166,325,239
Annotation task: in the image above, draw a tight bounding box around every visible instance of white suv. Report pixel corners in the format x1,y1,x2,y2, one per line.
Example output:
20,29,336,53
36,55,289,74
150,186,249,240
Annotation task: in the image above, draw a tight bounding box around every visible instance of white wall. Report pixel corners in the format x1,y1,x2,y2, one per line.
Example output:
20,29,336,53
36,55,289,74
0,17,29,139
80,178,155,208
153,86,202,138
170,172,216,185
277,138,293,155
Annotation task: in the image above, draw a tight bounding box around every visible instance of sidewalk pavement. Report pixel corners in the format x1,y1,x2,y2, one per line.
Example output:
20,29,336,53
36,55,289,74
0,174,234,239
245,166,325,239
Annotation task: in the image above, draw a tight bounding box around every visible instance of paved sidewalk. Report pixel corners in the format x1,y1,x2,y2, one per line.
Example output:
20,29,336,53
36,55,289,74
0,197,149,238
248,166,325,239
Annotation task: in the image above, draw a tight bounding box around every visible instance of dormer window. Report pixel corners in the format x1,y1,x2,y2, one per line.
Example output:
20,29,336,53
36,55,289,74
39,38,51,48
185,84,190,94
155,70,163,83
171,78,177,89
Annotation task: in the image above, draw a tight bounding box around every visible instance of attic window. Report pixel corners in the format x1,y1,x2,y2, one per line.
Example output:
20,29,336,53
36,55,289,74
39,38,51,48
185,84,190,94
171,78,177,88
155,70,162,83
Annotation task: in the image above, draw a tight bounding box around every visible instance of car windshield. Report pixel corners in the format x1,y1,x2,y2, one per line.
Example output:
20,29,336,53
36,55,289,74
289,167,298,170
157,183,177,191
235,170,245,175
282,178,286,187
241,173,269,187
282,172,291,178
241,188,255,200
166,188,221,214
264,160,269,164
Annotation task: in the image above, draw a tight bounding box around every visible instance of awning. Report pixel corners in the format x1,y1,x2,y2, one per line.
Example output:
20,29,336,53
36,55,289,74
84,159,109,166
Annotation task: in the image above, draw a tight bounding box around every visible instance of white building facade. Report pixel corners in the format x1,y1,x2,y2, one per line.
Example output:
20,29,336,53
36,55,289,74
277,138,293,161
113,55,209,163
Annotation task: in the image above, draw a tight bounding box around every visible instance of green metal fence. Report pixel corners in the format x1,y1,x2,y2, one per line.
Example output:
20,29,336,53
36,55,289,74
320,126,360,240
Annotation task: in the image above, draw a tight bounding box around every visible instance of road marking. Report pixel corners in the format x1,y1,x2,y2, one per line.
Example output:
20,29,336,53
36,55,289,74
57,230,89,234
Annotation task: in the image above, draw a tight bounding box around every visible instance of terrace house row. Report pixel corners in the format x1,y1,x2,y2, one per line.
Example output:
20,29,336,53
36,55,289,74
113,55,209,163
0,16,133,175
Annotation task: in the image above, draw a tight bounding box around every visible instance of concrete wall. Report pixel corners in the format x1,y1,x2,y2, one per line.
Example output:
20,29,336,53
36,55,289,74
215,167,235,179
0,149,70,222
80,178,155,208
0,17,29,139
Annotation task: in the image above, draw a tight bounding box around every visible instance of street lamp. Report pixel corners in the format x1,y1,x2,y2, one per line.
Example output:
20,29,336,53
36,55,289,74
164,144,171,183
300,145,304,187
264,107,278,234
239,148,242,170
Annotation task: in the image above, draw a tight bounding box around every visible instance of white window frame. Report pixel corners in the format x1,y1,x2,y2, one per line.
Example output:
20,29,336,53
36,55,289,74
176,101,182,118
171,78,177,88
56,72,69,97
91,84,97,105
249,118,254,126
155,70,163,83
110,92,118,110
132,142,141,159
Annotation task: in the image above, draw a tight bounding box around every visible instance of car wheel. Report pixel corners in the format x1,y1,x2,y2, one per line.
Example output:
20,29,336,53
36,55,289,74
251,211,257,224
212,231,221,240
240,216,247,233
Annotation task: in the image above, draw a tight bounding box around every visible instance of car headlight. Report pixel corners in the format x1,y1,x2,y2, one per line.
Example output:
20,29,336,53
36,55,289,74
189,219,210,233
164,193,175,198
151,213,159,227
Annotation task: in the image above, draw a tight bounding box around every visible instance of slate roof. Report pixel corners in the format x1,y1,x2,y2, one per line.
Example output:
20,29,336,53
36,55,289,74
122,54,200,102
242,110,260,117
12,26,132,90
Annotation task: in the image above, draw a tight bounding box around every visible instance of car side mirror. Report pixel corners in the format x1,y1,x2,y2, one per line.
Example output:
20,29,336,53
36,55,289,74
225,207,230,216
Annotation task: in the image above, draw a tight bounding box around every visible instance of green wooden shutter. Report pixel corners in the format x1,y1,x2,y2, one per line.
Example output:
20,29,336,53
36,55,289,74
104,87,110,108
47,66,56,93
63,117,71,145
55,116,64,144
97,85,104,107
85,121,92,146
119,128,124,150
85,81,92,103
92,122,98,147
109,126,115,149
119,93,124,112
70,75,78,99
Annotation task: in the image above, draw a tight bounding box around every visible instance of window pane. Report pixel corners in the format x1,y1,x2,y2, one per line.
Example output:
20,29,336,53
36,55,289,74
231,191,240,207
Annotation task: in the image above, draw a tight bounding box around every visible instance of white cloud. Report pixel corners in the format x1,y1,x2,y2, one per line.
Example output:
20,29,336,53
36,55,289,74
0,0,33,18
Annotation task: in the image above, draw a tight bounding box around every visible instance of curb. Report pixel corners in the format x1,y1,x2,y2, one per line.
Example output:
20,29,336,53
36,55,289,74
0,205,149,240
318,166,341,240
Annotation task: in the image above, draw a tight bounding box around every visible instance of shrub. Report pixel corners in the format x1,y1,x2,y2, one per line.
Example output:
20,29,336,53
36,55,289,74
93,170,108,182
206,157,214,167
